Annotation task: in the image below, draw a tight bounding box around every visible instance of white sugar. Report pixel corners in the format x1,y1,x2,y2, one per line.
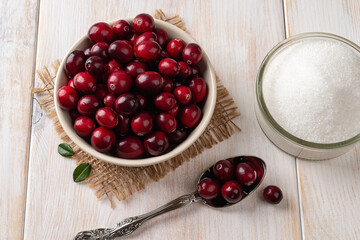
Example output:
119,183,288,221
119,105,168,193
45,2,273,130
263,38,360,143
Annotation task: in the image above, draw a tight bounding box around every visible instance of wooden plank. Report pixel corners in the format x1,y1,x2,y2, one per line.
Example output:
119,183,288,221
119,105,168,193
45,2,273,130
0,0,39,239
24,0,300,239
284,0,360,239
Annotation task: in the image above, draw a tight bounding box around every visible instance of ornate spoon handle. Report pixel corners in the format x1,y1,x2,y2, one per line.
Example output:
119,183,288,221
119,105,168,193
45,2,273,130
74,192,203,240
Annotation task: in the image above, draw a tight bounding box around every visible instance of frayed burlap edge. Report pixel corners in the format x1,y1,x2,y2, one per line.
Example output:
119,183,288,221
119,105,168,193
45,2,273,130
33,10,241,207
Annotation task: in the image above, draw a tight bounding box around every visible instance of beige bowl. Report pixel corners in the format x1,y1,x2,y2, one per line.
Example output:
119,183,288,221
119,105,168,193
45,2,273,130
54,18,217,167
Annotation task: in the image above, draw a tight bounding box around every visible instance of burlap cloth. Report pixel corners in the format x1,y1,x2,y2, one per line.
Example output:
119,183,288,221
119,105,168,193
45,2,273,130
33,10,241,207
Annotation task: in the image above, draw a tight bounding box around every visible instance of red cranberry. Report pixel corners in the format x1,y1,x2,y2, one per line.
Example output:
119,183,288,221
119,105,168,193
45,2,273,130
133,13,155,33
135,92,147,108
144,131,169,156
168,126,187,143
166,39,185,60
115,114,130,136
125,60,148,78
174,86,192,105
84,47,91,58
158,58,180,77
107,60,122,74
182,43,202,65
213,159,235,181
69,109,81,120
162,77,174,92
191,65,200,76
236,163,257,186
95,107,118,129
178,62,191,79
160,51,170,59
103,93,116,108
135,71,164,95
197,178,220,200
67,79,75,88
90,42,109,60
167,104,179,117
94,84,108,100
131,112,153,136
108,40,134,63
73,72,97,94
155,28,169,49
134,32,157,46
156,113,177,133
112,19,131,39
57,86,79,110
88,22,113,43
221,180,243,203
263,185,283,204
91,127,116,152
74,116,96,137
107,71,132,95
154,92,176,111
127,31,139,45
134,40,162,63
114,93,139,116
85,56,106,77
189,77,207,103
116,136,144,158
64,50,86,78
77,95,101,116
179,104,202,128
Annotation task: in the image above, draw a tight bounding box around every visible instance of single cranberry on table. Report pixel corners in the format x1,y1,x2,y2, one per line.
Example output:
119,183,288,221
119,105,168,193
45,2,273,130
64,50,86,78
74,116,96,137
131,112,153,136
178,61,192,79
88,22,114,44
134,40,162,63
182,43,202,66
107,71,133,95
143,131,169,156
134,32,158,46
174,86,192,105
114,93,139,116
156,113,177,133
179,104,202,128
77,95,101,116
91,127,116,152
94,84,108,100
189,77,207,103
236,162,257,186
154,92,177,111
213,159,235,181
133,13,155,34
108,40,134,63
57,86,79,110
103,93,116,108
95,107,118,129
221,180,243,203
155,28,169,49
73,72,97,94
135,92,147,108
115,114,130,136
158,58,180,77
85,56,106,77
67,79,75,88
116,136,144,159
90,42,109,61
162,77,174,92
112,19,131,39
135,71,164,95
197,178,220,200
166,38,185,60
263,185,283,204
125,60,148,78
167,104,179,117
167,126,187,143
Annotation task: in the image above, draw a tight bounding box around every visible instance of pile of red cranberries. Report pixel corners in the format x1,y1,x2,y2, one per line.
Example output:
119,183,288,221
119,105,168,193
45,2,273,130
57,13,208,159
197,156,265,206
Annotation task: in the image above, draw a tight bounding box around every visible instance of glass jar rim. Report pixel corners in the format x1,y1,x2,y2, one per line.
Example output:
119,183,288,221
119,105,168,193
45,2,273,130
256,32,360,149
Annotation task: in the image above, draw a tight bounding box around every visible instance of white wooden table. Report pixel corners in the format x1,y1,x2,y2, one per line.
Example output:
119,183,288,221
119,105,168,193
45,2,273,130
1,0,360,239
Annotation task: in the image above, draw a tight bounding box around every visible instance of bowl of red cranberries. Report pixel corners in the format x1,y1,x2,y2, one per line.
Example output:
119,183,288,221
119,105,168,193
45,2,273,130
55,13,216,167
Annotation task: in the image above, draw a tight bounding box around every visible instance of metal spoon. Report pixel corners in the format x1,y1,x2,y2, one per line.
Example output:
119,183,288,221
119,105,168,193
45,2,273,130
74,156,266,240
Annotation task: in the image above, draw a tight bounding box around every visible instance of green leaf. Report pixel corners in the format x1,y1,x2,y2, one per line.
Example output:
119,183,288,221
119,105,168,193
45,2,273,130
58,143,74,157
73,163,92,182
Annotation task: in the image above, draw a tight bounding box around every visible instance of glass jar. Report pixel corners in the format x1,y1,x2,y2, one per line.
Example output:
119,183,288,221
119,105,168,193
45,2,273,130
255,32,360,160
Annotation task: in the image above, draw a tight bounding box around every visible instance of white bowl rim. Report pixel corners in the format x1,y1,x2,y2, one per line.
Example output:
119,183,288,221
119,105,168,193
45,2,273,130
54,18,217,167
